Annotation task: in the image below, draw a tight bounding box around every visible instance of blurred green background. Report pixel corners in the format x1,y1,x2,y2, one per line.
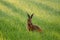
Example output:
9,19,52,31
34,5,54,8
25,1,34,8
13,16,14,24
0,0,60,40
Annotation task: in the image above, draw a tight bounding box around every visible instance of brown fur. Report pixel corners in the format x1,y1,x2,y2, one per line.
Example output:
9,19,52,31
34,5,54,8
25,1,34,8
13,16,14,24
27,14,42,32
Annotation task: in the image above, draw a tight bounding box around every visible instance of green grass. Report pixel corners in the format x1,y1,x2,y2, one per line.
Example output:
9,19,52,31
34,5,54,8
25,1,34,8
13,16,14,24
0,0,60,40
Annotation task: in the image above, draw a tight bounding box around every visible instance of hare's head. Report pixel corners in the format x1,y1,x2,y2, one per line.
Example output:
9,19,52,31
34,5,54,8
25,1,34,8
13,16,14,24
27,13,33,19
27,13,34,22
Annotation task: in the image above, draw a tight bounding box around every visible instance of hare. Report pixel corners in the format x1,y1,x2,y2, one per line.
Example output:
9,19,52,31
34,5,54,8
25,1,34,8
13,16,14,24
27,13,42,32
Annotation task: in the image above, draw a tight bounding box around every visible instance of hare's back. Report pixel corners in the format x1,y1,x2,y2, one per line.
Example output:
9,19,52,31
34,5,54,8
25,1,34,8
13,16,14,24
32,25,40,29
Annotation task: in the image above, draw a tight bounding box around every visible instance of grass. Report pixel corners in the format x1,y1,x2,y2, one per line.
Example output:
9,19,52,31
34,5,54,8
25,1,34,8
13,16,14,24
0,0,60,40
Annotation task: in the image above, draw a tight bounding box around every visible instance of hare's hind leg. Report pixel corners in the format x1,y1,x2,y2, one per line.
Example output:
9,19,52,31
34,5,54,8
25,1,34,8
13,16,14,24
37,28,42,32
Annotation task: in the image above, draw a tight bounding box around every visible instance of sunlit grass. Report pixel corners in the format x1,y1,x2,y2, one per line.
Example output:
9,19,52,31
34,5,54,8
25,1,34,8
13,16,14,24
0,0,60,40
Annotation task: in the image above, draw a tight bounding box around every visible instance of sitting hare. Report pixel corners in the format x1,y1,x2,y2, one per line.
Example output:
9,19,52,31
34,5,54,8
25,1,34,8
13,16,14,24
27,13,42,32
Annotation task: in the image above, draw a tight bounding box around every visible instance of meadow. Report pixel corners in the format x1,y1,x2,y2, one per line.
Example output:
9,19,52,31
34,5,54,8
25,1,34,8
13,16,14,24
0,0,60,40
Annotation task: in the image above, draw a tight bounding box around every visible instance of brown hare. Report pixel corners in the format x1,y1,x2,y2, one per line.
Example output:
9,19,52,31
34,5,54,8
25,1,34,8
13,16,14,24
27,13,42,32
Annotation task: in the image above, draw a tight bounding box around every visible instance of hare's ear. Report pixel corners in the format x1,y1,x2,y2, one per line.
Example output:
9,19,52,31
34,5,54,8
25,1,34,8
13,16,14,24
27,13,30,18
31,14,34,18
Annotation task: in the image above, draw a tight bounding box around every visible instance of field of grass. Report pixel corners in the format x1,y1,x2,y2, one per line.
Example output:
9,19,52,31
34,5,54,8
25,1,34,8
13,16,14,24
0,0,60,40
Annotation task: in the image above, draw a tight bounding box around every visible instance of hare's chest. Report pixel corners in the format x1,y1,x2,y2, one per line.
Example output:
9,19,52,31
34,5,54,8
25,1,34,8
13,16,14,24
28,24,35,31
